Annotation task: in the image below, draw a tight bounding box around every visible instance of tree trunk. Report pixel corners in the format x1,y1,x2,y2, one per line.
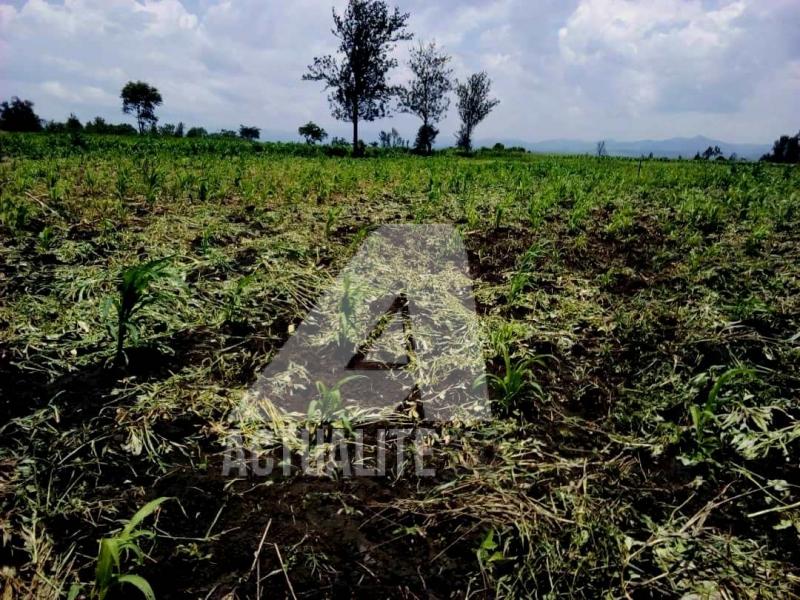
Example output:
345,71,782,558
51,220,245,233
352,104,360,157
424,118,431,155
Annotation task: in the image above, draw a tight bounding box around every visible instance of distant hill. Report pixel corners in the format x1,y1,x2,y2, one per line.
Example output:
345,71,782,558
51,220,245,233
477,135,770,160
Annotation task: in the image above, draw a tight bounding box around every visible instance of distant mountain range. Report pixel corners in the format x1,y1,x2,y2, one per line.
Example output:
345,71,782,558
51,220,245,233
476,135,771,160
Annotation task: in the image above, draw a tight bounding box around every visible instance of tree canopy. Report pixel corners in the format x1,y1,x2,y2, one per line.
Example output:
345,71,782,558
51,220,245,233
762,132,800,164
239,125,261,141
121,81,163,134
0,97,42,132
298,121,328,145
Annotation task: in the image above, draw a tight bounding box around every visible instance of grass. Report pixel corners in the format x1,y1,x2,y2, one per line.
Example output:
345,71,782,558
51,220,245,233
0,132,798,598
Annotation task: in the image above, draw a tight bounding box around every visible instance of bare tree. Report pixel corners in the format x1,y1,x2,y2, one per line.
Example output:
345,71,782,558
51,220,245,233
455,72,499,152
398,41,453,154
596,140,607,157
303,0,411,156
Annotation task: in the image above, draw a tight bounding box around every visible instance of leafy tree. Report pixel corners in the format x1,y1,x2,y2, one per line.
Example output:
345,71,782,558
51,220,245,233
398,41,452,154
299,121,328,144
0,97,42,132
303,0,412,156
174,122,184,138
761,132,799,164
413,124,438,154
455,72,499,152
239,125,260,140
120,81,163,134
185,127,207,138
66,113,83,132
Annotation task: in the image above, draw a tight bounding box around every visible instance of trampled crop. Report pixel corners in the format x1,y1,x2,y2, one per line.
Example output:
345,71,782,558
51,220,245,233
1,133,798,597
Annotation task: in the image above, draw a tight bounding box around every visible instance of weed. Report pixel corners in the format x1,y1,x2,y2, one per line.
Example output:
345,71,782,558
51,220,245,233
476,528,505,574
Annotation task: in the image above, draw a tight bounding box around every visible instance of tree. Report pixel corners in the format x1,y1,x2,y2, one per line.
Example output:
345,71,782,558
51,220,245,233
185,127,207,138
398,41,453,154
701,145,722,160
596,140,607,157
761,132,800,164
121,81,163,134
66,113,83,132
0,97,42,132
455,72,499,152
174,122,184,138
239,125,260,140
303,0,411,156
413,124,438,154
298,121,328,144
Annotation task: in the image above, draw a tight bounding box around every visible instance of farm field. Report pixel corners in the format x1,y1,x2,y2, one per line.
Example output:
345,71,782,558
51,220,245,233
1,133,799,598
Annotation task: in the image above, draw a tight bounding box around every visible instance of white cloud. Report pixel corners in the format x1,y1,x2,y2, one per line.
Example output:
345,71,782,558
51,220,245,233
558,0,753,113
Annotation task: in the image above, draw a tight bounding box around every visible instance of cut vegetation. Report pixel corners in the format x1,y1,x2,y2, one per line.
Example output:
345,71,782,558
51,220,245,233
1,134,799,598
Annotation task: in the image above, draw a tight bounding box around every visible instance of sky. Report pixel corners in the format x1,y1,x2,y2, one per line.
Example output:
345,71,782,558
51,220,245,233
0,0,798,144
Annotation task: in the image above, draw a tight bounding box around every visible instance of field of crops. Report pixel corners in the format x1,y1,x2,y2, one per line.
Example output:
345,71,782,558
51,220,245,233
1,133,799,598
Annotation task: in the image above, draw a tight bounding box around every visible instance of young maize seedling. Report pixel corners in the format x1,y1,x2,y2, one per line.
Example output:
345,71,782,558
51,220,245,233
690,366,755,454
116,167,129,201
68,497,171,600
325,206,341,238
307,376,363,432
112,256,173,364
488,346,548,414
